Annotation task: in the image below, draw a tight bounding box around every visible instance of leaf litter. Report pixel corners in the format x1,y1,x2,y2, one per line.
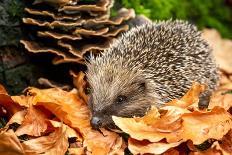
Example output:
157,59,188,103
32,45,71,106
0,28,232,154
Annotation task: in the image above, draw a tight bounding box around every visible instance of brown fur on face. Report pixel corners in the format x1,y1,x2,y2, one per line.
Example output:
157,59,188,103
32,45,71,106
87,62,157,129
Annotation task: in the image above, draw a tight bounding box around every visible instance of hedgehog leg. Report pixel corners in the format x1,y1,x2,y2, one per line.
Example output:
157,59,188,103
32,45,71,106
198,91,212,109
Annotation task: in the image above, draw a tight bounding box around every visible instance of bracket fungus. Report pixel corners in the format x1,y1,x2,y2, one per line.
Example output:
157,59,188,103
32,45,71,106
21,0,135,64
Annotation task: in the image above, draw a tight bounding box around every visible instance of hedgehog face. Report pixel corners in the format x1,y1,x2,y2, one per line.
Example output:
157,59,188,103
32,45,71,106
87,64,153,129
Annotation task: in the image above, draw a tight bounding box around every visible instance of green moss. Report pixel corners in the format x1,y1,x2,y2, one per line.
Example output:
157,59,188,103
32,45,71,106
119,0,232,38
0,0,25,46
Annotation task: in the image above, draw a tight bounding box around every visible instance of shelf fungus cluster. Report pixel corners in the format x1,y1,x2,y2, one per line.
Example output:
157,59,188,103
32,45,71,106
21,0,135,64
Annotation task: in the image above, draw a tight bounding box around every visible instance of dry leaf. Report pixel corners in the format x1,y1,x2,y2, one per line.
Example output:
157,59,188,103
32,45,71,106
5,110,26,128
189,141,231,155
84,128,125,155
70,71,89,104
202,29,232,74
68,148,85,155
219,129,232,154
15,105,50,136
7,111,26,125
0,84,7,94
209,89,232,110
134,106,160,125
49,120,82,141
163,148,180,155
181,107,232,144
128,138,183,154
20,87,125,154
0,92,23,116
12,95,31,107
113,105,189,143
149,106,187,132
166,82,205,108
22,126,69,155
24,87,91,135
0,129,25,155
113,113,182,143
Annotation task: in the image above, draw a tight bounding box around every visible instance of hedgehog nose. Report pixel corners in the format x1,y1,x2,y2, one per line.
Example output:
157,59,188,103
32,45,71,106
91,116,102,129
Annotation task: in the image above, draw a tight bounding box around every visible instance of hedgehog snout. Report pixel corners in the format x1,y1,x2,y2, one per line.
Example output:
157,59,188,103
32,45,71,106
90,116,102,129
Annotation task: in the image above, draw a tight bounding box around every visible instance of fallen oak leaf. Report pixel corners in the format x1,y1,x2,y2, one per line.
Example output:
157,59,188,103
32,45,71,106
12,95,31,107
0,91,23,117
0,84,7,94
149,106,188,132
189,141,230,155
15,104,50,137
187,140,198,152
22,125,69,155
22,87,91,135
0,129,25,155
181,106,232,145
113,106,232,145
219,129,232,154
68,148,85,155
70,71,89,104
84,128,126,155
4,110,26,129
49,120,82,142
128,138,183,155
202,29,232,74
20,87,125,154
163,148,180,155
209,89,232,110
109,134,126,155
112,106,189,143
219,71,232,85
166,82,206,108
134,106,160,125
112,113,182,143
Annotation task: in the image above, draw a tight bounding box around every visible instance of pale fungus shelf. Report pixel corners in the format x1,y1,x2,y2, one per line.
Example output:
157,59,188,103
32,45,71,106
21,0,135,64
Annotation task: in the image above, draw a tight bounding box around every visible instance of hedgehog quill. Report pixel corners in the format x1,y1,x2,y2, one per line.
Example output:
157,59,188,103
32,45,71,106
86,20,219,129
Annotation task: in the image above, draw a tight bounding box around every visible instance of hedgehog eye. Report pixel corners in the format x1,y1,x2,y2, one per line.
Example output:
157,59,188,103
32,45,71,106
85,87,92,94
116,95,127,104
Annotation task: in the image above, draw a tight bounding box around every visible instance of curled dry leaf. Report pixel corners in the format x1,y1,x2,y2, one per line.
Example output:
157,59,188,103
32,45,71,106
219,71,232,85
84,128,125,155
14,87,125,154
5,110,26,128
209,89,232,110
68,148,85,155
0,129,24,155
181,107,232,144
128,138,183,155
202,29,232,74
113,106,232,145
112,110,183,143
0,91,23,117
134,106,160,125
1,74,232,154
22,126,69,155
0,84,7,94
166,82,206,108
113,82,232,154
189,141,231,155
26,88,91,135
113,106,190,143
70,70,89,103
49,120,82,141
15,105,50,137
163,148,180,155
219,129,232,154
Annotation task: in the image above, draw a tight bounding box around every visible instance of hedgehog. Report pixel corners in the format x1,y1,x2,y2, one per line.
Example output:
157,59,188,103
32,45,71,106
86,20,219,129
